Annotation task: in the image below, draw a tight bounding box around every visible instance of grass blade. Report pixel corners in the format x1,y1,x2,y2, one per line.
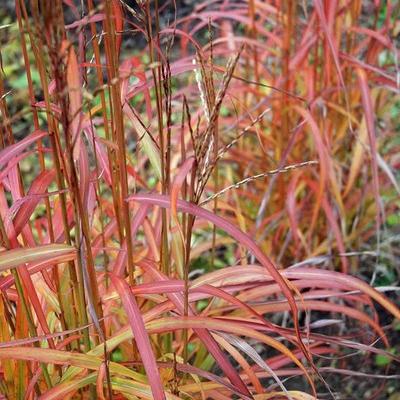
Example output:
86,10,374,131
110,274,166,400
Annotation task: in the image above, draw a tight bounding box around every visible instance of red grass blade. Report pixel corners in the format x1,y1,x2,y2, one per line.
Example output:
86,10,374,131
110,274,166,400
12,169,56,236
0,130,47,170
112,0,124,57
66,42,83,161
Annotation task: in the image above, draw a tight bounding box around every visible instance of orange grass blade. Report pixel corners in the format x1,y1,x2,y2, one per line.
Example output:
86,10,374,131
0,244,76,272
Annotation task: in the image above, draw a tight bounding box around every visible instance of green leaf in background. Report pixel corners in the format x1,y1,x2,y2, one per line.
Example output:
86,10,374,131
386,213,400,227
111,348,123,363
375,348,396,367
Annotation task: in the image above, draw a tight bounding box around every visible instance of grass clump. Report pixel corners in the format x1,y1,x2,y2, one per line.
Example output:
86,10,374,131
0,0,399,399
